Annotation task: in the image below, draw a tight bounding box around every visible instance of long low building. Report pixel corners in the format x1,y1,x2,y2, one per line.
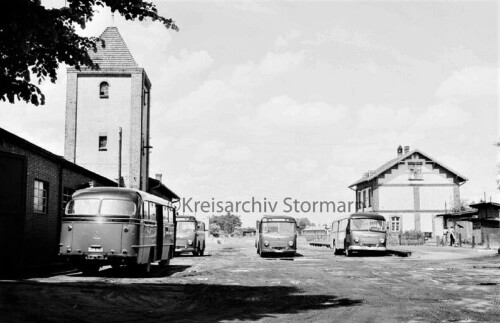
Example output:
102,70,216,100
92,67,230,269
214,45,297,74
0,127,118,276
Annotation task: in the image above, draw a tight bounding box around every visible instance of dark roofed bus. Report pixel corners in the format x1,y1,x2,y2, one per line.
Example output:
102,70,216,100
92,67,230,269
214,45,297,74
330,213,387,257
255,216,297,257
59,187,176,274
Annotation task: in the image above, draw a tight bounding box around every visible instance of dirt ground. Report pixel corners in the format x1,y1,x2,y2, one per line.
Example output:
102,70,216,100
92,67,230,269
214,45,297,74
1,236,499,323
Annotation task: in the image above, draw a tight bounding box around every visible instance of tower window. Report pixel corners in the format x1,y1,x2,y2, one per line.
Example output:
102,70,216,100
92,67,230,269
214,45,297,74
99,135,108,151
100,82,109,98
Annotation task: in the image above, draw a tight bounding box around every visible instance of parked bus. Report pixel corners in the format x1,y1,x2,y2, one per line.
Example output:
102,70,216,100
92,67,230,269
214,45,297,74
175,216,206,256
255,215,297,257
59,187,176,274
330,212,387,256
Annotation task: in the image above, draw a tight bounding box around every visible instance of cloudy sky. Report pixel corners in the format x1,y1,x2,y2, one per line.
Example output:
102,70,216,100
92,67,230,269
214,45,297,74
0,0,498,226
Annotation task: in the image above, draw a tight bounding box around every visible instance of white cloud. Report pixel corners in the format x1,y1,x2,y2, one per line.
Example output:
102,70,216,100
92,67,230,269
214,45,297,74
165,79,241,122
357,105,414,130
253,95,347,127
304,27,386,51
285,159,318,174
275,30,301,49
223,146,252,162
162,49,214,85
436,66,498,99
231,51,306,86
415,101,470,129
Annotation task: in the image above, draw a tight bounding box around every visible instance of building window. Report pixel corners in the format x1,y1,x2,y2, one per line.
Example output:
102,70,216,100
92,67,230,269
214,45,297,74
362,190,367,209
98,135,107,151
408,162,423,180
34,180,48,213
356,191,362,210
99,82,109,98
62,187,75,211
391,216,400,231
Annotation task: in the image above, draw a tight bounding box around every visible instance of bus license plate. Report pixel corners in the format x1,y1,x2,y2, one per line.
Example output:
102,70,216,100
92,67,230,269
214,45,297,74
88,247,103,252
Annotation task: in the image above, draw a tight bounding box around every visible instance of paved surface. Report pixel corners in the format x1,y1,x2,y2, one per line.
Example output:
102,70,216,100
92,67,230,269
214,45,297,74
1,237,499,322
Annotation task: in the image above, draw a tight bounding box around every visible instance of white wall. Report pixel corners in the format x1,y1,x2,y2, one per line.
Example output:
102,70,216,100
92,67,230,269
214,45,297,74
75,76,132,184
378,186,414,211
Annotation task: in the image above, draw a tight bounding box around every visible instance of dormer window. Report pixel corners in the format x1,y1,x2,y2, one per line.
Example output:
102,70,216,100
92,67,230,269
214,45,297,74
408,162,423,180
99,82,109,98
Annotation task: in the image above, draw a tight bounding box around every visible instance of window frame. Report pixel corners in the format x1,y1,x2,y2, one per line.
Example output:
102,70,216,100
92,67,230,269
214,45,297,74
391,216,401,232
99,81,109,99
34,179,48,214
98,135,108,151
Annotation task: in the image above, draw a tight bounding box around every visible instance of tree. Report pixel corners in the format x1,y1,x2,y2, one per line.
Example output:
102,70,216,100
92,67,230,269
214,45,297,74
209,223,221,237
295,217,311,233
210,213,242,235
0,0,178,106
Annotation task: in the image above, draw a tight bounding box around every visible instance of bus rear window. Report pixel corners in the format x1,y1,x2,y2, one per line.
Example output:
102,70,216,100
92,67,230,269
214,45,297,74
100,199,136,216
262,222,296,235
66,199,100,215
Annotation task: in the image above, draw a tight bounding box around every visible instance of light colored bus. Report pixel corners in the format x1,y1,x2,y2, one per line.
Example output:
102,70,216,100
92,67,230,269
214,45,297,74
175,215,206,256
330,213,387,257
255,215,297,257
59,187,176,274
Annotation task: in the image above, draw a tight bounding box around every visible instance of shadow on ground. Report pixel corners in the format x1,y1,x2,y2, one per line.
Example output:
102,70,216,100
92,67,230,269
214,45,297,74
70,264,192,278
0,282,363,322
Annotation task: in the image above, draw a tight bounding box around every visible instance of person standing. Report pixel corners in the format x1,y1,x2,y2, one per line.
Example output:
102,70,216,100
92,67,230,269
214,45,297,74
449,227,456,246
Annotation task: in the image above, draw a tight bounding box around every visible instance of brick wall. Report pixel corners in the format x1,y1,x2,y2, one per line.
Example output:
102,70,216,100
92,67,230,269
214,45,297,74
1,133,115,272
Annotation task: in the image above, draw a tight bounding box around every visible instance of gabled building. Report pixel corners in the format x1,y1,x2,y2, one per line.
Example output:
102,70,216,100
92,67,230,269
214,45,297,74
348,146,467,238
64,27,152,191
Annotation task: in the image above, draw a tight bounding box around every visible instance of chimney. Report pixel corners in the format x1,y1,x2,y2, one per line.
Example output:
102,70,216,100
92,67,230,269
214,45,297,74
397,145,403,156
155,173,163,182
404,146,410,154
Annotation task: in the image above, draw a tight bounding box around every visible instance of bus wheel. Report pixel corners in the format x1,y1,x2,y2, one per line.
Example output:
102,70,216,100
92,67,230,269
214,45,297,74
332,242,339,255
159,259,170,267
80,264,100,275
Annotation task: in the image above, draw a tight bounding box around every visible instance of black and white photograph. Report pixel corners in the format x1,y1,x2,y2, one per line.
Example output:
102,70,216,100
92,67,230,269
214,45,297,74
0,0,499,322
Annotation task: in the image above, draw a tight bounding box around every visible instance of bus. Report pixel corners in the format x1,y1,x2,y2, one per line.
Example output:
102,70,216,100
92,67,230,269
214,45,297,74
255,215,297,257
59,187,176,274
175,215,206,256
330,212,387,257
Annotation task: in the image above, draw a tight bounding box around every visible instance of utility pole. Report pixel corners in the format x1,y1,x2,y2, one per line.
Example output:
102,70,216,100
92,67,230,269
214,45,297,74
118,127,122,187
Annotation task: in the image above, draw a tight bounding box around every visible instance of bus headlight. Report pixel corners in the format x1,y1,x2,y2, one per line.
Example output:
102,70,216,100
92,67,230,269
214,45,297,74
188,240,193,246
354,237,360,243
123,227,129,233
67,225,72,231
288,241,294,247
264,241,269,247
379,238,385,244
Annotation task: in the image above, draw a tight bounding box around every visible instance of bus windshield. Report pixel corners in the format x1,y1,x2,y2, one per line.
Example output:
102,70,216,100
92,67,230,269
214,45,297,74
351,218,386,232
177,221,196,232
66,199,100,215
262,222,296,236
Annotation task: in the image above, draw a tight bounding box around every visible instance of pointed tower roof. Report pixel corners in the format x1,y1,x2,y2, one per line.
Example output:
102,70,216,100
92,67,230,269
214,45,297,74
88,27,138,69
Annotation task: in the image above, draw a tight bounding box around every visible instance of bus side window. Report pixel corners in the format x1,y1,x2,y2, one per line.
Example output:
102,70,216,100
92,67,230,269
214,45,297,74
163,206,169,223
150,202,157,220
142,202,147,220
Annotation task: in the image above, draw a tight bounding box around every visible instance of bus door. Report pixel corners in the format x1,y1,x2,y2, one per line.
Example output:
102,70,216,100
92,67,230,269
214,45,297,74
338,219,347,249
155,204,164,261
163,206,175,259
139,201,157,264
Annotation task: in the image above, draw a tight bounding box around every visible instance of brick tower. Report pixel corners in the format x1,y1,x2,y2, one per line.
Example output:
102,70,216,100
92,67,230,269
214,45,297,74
64,27,151,190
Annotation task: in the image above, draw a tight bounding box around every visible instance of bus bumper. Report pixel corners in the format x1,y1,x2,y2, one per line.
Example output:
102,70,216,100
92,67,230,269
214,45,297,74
348,246,387,252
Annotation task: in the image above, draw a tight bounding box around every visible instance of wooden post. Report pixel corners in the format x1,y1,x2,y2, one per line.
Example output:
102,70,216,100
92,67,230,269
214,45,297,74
458,233,462,247
487,234,490,249
472,236,475,249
